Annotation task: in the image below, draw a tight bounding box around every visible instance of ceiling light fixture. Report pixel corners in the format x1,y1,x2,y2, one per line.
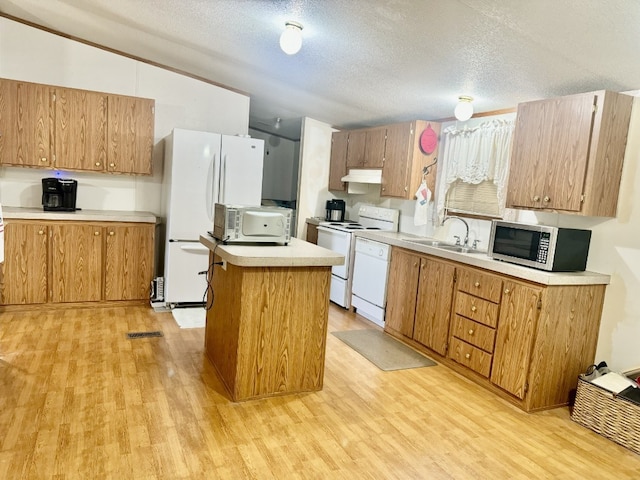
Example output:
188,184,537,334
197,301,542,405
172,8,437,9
454,95,474,121
274,117,282,129
279,21,303,55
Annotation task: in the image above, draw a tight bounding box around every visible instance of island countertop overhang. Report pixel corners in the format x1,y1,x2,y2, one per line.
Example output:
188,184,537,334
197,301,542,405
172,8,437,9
199,235,345,268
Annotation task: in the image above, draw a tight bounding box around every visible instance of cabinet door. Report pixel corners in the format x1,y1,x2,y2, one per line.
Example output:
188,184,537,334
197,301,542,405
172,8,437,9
0,79,53,168
364,127,386,168
54,87,108,171
0,222,48,305
346,130,366,168
381,122,412,197
490,280,542,399
50,224,103,302
105,224,154,300
384,248,420,338
107,95,154,174
413,257,455,355
507,93,595,212
328,131,348,191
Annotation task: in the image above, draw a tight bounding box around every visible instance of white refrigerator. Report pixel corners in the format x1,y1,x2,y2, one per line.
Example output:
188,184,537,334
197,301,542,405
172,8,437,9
163,128,264,306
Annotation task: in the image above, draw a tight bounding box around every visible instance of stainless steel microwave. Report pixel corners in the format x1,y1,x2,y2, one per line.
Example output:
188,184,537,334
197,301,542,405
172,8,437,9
212,203,292,245
488,220,591,272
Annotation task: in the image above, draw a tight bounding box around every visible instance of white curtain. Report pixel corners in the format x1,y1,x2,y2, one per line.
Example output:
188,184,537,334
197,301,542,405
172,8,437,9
436,119,515,222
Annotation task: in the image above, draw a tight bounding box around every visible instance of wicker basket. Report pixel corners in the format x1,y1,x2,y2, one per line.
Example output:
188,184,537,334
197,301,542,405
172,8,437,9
571,375,640,455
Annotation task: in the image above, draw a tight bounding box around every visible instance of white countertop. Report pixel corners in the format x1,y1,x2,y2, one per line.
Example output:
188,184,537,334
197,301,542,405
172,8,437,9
199,235,345,268
2,206,158,223
354,231,610,286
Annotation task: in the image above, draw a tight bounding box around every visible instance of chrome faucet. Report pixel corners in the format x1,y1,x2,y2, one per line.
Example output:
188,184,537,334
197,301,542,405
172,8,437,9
443,216,469,247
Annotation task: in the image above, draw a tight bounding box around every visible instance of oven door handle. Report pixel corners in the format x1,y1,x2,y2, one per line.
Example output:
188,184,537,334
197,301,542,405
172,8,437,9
317,226,351,238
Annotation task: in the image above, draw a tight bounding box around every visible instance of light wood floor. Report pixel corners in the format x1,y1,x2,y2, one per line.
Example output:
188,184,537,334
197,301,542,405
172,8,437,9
1,304,639,479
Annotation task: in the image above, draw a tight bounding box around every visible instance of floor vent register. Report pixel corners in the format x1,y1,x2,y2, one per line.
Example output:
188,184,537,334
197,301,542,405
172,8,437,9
126,331,164,339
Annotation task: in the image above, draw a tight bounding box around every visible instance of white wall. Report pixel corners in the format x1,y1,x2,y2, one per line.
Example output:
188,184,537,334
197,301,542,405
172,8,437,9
249,128,299,202
0,17,250,216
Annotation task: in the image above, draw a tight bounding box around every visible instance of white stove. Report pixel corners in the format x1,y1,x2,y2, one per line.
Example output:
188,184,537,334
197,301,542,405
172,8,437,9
316,206,399,309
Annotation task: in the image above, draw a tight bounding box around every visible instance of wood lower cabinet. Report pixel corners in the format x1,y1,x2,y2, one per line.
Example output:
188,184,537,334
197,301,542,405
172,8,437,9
305,222,319,245
0,221,49,305
385,248,455,354
104,224,154,300
0,219,155,306
384,247,607,412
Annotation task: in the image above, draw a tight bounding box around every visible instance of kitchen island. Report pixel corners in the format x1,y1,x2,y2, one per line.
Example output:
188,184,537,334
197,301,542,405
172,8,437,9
199,235,344,402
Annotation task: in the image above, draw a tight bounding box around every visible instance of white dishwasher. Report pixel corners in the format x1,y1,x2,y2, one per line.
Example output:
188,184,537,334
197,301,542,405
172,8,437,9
351,237,391,327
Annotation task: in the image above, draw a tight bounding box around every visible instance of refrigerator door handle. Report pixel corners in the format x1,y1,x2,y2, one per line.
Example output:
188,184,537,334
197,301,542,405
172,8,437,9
220,153,227,203
207,152,217,221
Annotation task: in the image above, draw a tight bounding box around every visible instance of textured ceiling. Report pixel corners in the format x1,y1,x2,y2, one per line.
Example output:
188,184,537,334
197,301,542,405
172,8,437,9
1,0,640,140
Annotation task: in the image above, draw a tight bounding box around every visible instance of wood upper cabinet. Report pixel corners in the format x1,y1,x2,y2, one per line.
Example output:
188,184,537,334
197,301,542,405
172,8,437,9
385,248,420,337
381,120,440,200
413,257,456,355
346,129,367,168
346,128,386,168
0,77,154,175
328,130,348,191
506,90,633,216
0,79,53,168
107,95,155,174
50,223,104,303
104,224,155,300
0,221,49,305
490,280,541,399
54,87,108,171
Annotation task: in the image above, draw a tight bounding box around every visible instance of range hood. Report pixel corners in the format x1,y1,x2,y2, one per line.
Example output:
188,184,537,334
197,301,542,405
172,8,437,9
340,169,382,184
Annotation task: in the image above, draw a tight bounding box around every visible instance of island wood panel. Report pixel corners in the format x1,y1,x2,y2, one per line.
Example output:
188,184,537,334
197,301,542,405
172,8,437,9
451,315,496,353
205,256,331,401
54,87,107,171
107,95,154,174
490,280,542,399
413,257,455,355
0,79,53,168
454,291,499,328
50,223,103,303
104,224,154,300
524,283,606,411
0,221,48,305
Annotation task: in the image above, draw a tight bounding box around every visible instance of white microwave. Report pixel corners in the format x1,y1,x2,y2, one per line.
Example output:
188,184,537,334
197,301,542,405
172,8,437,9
212,203,292,245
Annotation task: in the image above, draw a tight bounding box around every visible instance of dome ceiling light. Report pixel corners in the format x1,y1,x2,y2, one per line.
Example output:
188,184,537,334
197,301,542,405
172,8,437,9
454,95,474,121
279,21,303,55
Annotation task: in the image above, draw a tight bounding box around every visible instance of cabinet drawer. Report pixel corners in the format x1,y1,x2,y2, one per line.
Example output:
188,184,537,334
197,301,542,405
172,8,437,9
451,315,496,352
449,337,493,378
457,267,502,303
454,291,499,328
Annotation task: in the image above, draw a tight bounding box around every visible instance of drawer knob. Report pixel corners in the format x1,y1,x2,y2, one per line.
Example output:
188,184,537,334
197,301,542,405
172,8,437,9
533,195,540,202
38,230,44,235
40,157,47,162
471,306,477,312
109,231,115,236
543,196,551,203
465,353,471,359
474,281,480,287
94,231,100,236
95,162,101,167
504,288,510,294
468,329,474,335
109,163,116,168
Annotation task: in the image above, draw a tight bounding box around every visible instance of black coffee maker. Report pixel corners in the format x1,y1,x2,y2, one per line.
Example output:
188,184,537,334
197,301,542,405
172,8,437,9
325,199,346,222
42,178,78,211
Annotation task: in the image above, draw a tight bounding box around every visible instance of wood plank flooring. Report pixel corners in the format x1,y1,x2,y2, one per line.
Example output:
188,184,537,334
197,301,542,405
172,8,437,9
1,304,639,479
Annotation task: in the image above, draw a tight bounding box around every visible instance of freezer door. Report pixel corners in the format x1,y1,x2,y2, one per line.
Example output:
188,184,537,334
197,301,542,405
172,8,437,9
165,129,222,239
164,241,210,304
219,135,264,205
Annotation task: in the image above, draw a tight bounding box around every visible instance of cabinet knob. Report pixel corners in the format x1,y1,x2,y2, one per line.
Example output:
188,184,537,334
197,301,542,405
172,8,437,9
471,306,477,312
465,353,471,359
109,163,116,168
38,230,44,235
414,262,418,267
95,162,101,167
382,187,386,191
109,231,115,236
504,288,510,294
474,281,480,287
543,196,551,203
533,195,540,202
40,157,47,163
468,329,474,335
94,231,100,236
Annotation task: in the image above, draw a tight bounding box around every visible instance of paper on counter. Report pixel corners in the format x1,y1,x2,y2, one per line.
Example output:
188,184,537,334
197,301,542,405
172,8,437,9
590,372,638,394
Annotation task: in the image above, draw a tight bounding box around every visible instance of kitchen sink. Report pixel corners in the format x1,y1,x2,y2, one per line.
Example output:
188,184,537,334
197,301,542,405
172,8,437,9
403,238,486,254
403,238,445,247
436,244,484,254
